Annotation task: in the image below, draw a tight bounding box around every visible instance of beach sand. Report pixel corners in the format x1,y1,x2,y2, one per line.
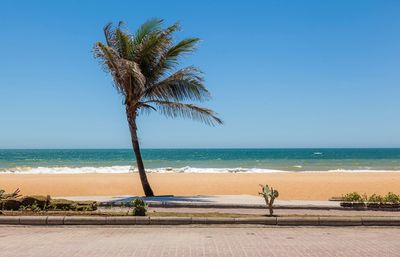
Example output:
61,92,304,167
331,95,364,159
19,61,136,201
1,172,399,200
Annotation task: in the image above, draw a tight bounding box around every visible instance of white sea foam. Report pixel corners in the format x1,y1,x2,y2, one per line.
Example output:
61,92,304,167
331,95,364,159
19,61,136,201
0,166,398,174
0,166,134,174
326,169,394,173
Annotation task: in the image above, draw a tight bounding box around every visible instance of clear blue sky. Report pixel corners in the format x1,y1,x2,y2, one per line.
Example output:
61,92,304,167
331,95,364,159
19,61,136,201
1,0,400,148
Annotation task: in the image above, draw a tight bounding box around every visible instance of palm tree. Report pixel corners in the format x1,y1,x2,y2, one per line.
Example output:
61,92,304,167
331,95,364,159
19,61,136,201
93,19,223,196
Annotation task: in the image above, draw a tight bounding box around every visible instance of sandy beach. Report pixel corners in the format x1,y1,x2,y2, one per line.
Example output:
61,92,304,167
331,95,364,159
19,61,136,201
1,172,399,200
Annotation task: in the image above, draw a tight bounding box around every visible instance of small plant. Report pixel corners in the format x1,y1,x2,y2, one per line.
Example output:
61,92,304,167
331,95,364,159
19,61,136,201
131,199,147,216
0,188,21,200
259,184,279,216
19,205,27,211
1,188,22,211
30,201,42,212
342,192,365,203
368,194,384,203
341,191,400,208
19,201,41,212
383,192,400,204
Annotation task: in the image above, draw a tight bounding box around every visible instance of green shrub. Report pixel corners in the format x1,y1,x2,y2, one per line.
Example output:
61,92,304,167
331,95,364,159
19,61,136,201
21,195,51,210
259,184,279,216
48,199,77,210
368,194,384,203
342,192,365,203
48,199,97,211
131,199,147,216
1,198,22,210
383,192,400,204
1,192,98,212
0,189,22,211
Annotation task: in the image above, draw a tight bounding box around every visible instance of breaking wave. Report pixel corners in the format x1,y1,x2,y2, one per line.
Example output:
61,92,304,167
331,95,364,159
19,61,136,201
0,166,397,174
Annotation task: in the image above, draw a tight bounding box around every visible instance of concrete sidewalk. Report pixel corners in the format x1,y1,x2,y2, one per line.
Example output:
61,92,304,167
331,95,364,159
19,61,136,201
1,226,400,257
56,195,341,209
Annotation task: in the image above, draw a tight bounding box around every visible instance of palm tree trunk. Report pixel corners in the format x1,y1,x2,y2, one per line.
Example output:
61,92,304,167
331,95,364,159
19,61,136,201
127,109,154,197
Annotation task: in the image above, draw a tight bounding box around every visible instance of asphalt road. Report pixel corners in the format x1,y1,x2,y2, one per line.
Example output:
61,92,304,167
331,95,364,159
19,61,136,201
1,226,400,257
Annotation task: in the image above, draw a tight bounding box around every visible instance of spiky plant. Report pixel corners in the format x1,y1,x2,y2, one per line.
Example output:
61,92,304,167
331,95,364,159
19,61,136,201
0,188,21,200
259,184,279,216
94,19,222,196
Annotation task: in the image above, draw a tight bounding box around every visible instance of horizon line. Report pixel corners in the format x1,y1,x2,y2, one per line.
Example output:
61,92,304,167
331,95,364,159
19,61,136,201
1,147,400,150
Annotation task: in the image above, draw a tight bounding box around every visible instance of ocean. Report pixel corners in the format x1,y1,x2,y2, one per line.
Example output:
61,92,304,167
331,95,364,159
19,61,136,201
1,148,400,174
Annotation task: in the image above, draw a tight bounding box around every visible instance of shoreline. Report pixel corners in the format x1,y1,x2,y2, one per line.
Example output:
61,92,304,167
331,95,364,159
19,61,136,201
2,166,400,174
1,172,400,200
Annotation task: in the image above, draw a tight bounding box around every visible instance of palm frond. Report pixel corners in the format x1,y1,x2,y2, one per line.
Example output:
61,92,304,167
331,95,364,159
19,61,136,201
143,67,210,102
166,38,199,61
114,27,134,59
134,22,180,77
93,42,146,96
94,42,126,95
150,37,200,82
103,22,114,47
138,102,157,115
134,18,163,45
147,100,223,126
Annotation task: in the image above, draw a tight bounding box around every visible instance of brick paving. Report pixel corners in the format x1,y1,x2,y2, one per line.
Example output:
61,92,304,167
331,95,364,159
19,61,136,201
0,226,400,256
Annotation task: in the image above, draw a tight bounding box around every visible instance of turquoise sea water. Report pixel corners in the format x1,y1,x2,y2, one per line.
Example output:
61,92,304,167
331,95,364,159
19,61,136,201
1,149,400,173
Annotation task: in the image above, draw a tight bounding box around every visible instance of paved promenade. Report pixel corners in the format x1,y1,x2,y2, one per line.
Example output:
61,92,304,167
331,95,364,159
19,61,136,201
59,195,341,208
1,226,399,257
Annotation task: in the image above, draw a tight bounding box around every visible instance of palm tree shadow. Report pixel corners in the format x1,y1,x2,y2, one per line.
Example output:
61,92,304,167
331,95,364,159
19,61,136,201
105,195,215,204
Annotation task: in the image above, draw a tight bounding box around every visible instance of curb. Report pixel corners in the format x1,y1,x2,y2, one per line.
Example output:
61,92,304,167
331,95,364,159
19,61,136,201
319,217,362,226
277,217,319,226
1,216,400,226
